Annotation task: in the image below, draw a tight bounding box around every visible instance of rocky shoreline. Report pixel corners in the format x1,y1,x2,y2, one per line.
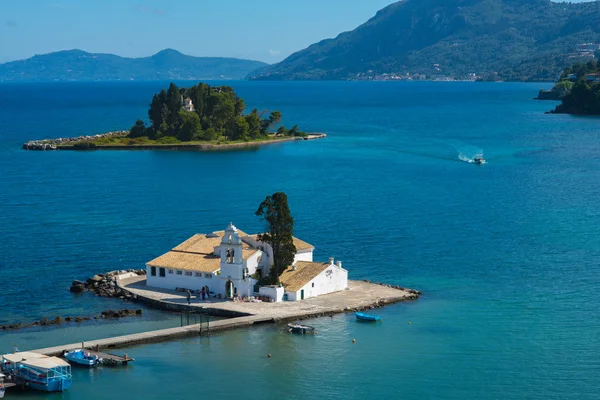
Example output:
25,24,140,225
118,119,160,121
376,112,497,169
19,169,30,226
22,130,128,150
0,309,142,331
70,269,146,299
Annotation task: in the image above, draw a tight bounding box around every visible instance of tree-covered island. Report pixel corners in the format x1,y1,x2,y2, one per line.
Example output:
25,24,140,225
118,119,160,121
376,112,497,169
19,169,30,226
59,82,312,149
542,61,600,115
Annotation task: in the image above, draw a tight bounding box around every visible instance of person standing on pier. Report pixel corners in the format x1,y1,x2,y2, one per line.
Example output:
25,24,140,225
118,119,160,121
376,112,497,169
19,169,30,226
201,287,206,300
186,290,191,305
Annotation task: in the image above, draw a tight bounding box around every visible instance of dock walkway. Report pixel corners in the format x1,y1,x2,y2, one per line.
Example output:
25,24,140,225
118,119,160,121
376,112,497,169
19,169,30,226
29,279,418,356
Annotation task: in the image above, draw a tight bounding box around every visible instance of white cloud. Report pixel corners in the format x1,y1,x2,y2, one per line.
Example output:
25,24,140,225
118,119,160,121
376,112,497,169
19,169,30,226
268,49,281,57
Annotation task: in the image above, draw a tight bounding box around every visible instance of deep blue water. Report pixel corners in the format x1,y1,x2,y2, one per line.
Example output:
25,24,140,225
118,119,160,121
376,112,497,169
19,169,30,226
1,81,599,399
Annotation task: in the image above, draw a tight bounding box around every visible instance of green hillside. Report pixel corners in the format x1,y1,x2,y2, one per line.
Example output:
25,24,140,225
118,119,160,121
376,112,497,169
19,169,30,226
249,0,600,81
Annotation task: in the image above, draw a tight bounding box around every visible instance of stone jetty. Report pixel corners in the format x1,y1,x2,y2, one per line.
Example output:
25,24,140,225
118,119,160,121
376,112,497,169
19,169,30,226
22,130,128,150
26,275,419,356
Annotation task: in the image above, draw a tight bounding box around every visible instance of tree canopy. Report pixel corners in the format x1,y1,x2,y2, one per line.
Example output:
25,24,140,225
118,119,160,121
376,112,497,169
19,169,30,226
128,82,301,142
255,192,296,284
551,62,600,115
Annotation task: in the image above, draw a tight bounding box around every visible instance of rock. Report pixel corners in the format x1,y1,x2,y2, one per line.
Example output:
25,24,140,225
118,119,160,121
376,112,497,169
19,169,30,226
70,284,85,293
39,317,48,325
65,316,73,322
50,316,64,325
91,275,103,282
72,280,84,286
135,309,142,315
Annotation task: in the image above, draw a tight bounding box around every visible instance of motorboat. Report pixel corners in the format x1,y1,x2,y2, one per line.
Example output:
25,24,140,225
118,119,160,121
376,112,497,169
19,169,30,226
63,349,101,368
355,312,382,322
1,352,72,392
473,155,485,165
288,323,316,334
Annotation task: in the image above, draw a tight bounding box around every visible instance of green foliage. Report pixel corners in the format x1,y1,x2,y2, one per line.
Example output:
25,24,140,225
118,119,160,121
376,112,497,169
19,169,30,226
178,110,202,142
129,119,148,138
255,192,296,284
248,0,600,82
276,126,287,136
156,136,181,144
141,82,293,142
552,62,600,114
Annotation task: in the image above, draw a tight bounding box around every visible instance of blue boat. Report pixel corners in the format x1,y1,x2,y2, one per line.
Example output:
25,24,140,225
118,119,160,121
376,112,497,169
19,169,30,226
63,349,101,368
355,312,382,322
1,352,72,392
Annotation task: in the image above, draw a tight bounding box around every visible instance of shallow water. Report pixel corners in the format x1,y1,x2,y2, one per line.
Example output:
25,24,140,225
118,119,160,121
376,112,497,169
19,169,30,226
1,81,599,399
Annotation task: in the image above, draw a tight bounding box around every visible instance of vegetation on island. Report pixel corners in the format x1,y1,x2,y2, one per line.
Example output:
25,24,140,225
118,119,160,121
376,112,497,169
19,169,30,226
125,82,306,144
550,60,600,115
255,192,296,285
249,0,600,82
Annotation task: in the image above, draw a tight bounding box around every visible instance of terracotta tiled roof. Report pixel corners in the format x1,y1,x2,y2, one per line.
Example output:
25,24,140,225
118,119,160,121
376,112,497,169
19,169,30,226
172,234,222,255
293,237,314,251
147,251,221,273
279,261,329,292
245,234,314,252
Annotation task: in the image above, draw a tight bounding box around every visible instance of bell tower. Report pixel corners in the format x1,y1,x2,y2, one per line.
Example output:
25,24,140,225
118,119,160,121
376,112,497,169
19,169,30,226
220,222,243,264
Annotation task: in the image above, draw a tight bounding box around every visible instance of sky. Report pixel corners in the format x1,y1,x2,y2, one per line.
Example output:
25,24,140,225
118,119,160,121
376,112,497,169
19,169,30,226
0,0,594,64
0,0,398,64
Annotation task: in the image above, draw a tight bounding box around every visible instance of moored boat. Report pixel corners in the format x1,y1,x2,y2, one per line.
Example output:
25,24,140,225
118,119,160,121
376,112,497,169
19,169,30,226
1,352,72,392
355,312,382,322
288,323,316,334
63,349,101,368
0,373,6,398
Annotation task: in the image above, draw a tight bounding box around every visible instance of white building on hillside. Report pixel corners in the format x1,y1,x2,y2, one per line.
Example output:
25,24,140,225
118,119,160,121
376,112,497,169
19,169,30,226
145,223,348,301
182,97,194,112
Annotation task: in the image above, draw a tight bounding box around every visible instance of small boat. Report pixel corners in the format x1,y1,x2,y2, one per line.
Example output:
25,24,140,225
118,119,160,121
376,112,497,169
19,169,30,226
288,323,316,334
473,155,485,165
63,349,101,368
355,312,382,322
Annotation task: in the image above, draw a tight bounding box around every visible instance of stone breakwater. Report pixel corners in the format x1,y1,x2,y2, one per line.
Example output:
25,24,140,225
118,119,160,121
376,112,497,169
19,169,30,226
22,130,128,150
70,269,146,300
0,309,143,331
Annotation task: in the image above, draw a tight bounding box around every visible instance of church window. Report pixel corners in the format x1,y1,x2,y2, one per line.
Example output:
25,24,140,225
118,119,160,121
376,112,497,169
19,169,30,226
176,270,183,275
195,272,202,277
205,273,212,279
168,269,174,274
159,268,165,277
312,282,315,288
185,271,192,276
150,266,156,276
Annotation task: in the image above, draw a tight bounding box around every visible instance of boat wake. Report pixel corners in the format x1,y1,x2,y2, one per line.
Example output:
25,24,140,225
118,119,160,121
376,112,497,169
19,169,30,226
456,145,485,164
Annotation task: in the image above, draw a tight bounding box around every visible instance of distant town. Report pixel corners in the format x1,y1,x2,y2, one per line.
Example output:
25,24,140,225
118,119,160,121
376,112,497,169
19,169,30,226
352,42,600,83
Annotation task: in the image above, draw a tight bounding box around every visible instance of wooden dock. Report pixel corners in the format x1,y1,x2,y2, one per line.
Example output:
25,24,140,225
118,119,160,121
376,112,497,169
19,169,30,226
87,350,134,366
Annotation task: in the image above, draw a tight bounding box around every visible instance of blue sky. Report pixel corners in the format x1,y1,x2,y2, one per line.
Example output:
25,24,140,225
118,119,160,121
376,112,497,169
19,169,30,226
0,0,593,64
0,0,397,63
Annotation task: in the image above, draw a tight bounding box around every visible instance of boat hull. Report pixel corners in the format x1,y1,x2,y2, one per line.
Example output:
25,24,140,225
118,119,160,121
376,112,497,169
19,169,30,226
27,378,72,392
355,312,381,322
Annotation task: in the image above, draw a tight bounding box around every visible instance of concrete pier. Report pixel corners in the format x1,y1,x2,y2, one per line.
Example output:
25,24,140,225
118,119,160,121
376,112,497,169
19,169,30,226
28,278,418,356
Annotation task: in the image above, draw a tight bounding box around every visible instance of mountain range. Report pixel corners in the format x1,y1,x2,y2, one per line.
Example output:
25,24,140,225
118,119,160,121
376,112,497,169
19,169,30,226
249,0,600,81
0,49,267,81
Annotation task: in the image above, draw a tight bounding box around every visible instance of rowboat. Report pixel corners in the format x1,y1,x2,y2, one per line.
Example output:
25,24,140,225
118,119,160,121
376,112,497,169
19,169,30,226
288,323,316,334
63,350,101,368
355,312,381,322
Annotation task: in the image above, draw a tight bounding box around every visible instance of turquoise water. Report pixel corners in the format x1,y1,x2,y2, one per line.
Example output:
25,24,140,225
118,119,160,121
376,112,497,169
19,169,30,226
1,81,600,399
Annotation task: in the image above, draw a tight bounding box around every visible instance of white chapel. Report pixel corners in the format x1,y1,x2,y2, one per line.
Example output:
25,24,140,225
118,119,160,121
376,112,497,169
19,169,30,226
145,223,348,301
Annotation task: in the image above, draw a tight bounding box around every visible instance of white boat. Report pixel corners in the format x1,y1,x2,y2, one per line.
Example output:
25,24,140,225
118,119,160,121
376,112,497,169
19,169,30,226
473,155,485,164
1,352,72,392
63,349,101,367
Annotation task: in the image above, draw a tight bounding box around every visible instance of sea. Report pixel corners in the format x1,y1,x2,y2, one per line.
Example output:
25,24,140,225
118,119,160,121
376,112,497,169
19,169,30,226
0,81,599,399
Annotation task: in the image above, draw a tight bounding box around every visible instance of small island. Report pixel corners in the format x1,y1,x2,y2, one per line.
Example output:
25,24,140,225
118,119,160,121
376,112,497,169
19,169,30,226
540,61,600,115
23,82,325,150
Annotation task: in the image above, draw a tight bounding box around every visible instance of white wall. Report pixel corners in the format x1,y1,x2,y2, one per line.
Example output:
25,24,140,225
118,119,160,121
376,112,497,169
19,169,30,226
285,264,348,301
244,251,261,275
146,265,219,295
294,249,313,263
